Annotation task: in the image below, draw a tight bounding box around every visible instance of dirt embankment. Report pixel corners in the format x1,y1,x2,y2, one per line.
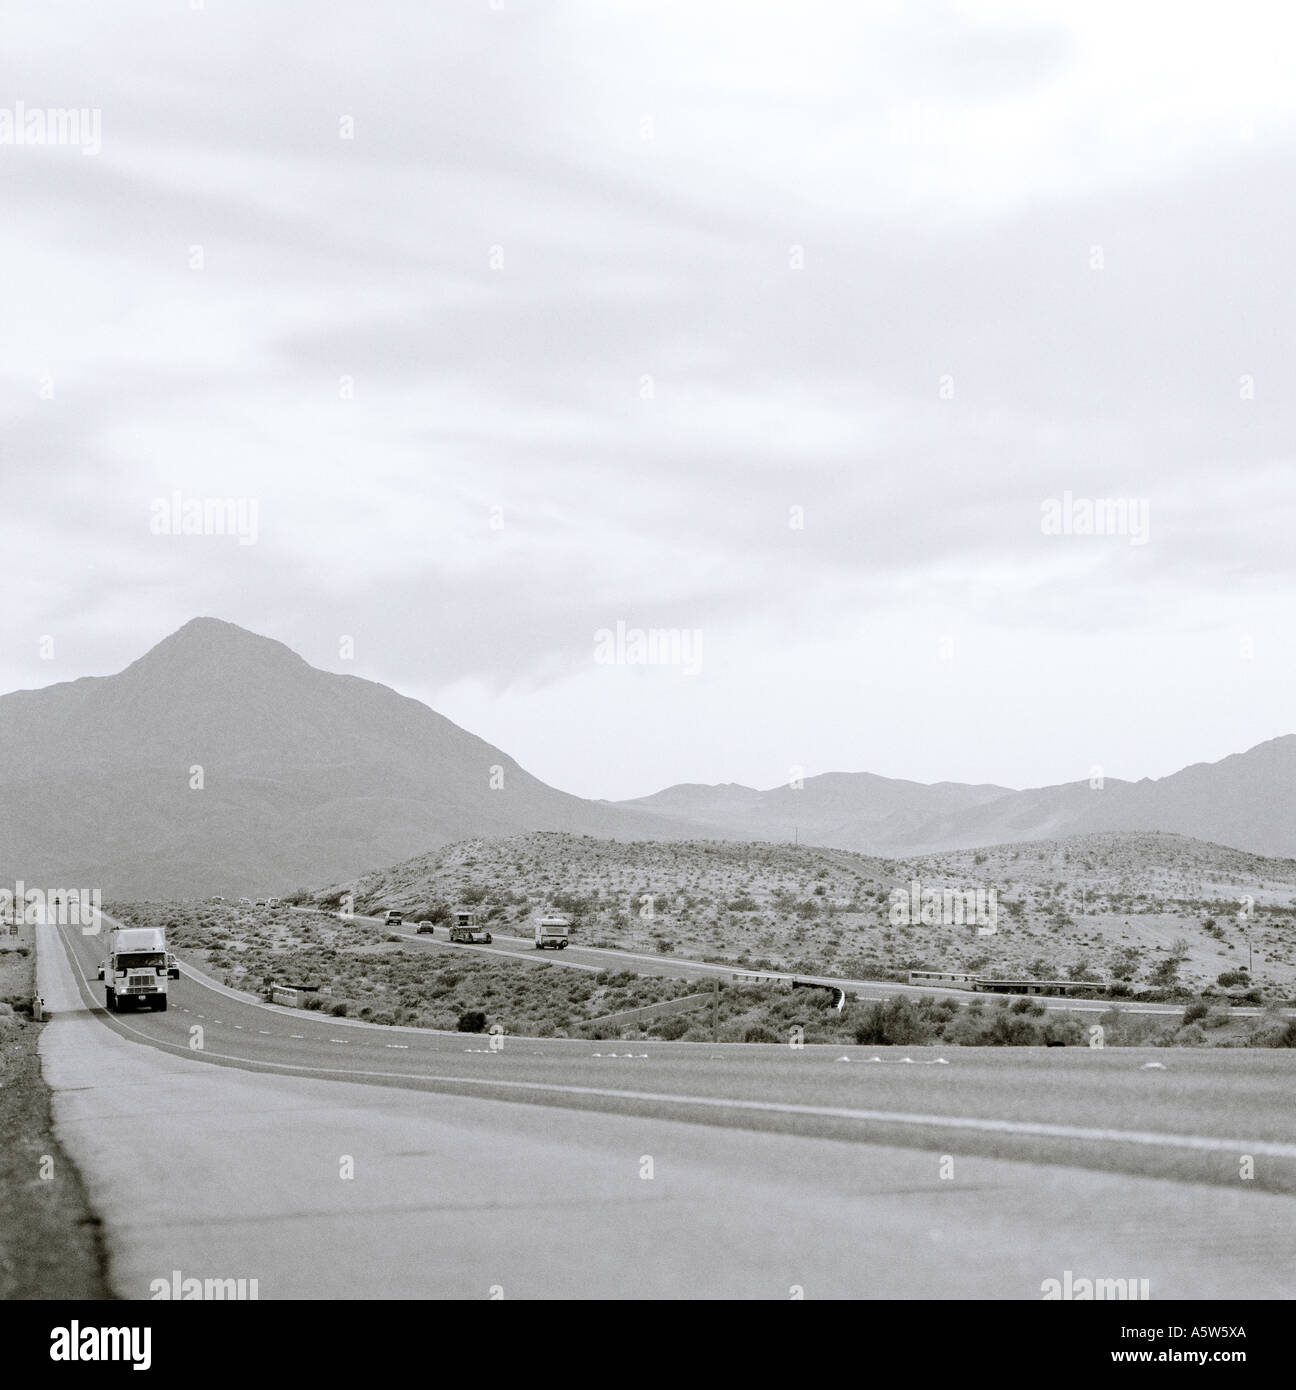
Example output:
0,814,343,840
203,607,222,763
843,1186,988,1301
0,916,112,1299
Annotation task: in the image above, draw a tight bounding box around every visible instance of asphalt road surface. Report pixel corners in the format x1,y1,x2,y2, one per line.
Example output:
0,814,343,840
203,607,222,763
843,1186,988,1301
37,913,1296,1298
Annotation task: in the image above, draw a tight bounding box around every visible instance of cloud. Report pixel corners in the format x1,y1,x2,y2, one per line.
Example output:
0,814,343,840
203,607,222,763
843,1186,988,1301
2,0,1293,794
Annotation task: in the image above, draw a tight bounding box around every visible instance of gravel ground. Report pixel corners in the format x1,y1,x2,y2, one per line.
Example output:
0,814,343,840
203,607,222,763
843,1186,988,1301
0,918,112,1299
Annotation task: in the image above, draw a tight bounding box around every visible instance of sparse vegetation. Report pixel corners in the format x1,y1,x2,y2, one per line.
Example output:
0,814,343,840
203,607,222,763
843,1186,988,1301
290,829,1296,1002
104,825,1296,1047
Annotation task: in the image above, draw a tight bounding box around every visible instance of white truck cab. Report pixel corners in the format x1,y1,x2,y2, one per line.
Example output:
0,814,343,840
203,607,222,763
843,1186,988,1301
97,927,179,1012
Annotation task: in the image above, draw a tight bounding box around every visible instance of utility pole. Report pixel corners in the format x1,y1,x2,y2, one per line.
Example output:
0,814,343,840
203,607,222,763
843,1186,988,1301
712,975,719,1042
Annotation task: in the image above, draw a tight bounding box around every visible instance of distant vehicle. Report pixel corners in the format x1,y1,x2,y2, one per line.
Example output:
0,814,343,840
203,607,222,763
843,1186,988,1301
238,897,252,906
416,920,436,934
449,923,492,945
97,927,179,1012
383,910,404,926
266,898,280,908
210,896,225,903
254,899,268,908
534,915,571,950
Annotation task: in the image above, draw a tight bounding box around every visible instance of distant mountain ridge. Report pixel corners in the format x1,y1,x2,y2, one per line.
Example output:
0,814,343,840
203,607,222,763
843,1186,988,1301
618,736,1296,860
0,617,1291,895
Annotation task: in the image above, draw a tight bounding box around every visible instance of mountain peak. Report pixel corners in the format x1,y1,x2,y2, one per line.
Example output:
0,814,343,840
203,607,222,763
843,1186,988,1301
124,617,308,678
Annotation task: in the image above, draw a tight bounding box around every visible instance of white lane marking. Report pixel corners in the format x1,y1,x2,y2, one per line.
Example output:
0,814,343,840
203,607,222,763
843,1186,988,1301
81,1025,1296,1162
258,1030,271,1035
56,933,1287,1160
385,1044,409,1049
233,1024,243,1029
289,1035,305,1039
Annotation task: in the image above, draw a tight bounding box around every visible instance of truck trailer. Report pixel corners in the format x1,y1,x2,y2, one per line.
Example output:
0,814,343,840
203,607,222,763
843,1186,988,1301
534,915,571,950
97,926,179,1012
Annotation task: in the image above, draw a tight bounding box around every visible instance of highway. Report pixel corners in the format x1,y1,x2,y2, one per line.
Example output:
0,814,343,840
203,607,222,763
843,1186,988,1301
322,907,1281,1018
36,913,1296,1298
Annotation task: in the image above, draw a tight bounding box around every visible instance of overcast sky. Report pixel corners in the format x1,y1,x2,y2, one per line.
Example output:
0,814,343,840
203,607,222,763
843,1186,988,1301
3,0,1293,800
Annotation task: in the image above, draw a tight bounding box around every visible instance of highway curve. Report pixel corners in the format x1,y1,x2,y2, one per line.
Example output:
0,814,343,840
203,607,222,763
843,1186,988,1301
36,913,1296,1298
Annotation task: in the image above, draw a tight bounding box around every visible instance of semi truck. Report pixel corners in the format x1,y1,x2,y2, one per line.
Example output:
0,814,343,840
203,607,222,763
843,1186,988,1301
97,926,179,1012
534,915,571,950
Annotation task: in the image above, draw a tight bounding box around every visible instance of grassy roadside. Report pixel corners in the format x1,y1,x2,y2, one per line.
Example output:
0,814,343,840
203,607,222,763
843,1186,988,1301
0,918,112,1299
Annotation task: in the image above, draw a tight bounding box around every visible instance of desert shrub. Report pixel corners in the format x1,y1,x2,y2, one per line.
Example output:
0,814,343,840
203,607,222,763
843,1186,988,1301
1136,986,1195,1004
852,996,938,1046
328,1001,348,1017
1147,958,1180,987
1181,1001,1209,1025
1249,1018,1296,1048
652,1016,691,1041
457,1010,487,1033
948,1000,1045,1046
1174,1023,1208,1047
1041,1018,1085,1046
1095,1007,1176,1046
